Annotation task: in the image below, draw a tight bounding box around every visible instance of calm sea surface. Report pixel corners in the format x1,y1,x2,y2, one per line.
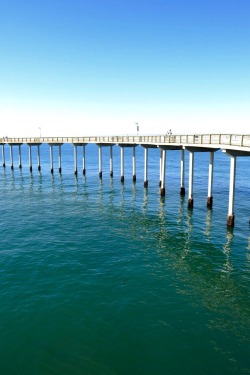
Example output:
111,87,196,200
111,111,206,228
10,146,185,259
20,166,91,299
0,143,250,375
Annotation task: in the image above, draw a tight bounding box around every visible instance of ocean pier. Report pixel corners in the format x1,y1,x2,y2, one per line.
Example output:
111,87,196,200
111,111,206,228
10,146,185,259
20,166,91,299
1,134,250,227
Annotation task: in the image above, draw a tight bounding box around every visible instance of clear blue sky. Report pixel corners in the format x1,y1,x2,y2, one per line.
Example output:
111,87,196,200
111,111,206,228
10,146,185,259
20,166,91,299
0,0,249,136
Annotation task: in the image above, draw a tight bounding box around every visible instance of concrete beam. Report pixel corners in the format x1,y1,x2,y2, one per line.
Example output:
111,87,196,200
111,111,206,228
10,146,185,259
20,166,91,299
185,147,220,153
223,149,250,157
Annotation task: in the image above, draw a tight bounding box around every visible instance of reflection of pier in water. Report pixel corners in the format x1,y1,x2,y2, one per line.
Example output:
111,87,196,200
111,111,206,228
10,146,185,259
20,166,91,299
105,187,250,341
1,134,250,227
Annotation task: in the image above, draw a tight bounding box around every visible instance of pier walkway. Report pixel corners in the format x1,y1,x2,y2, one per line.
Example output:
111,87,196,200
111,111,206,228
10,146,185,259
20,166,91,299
1,133,250,150
1,134,250,227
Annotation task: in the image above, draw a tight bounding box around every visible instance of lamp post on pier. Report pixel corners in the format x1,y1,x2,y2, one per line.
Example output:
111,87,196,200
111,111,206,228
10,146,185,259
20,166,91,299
135,122,139,136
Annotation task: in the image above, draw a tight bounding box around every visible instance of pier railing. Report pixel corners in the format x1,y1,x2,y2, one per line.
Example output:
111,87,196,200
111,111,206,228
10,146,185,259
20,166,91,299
1,134,250,149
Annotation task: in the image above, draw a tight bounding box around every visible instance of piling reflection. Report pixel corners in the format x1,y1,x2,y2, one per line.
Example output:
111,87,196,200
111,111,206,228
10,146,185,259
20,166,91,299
158,194,166,218
204,208,212,240
120,182,125,211
18,170,25,193
153,224,249,342
183,208,193,256
177,195,185,225
111,188,250,341
10,169,16,191
50,173,56,197
36,173,43,194
223,229,234,253
108,178,115,208
142,189,148,215
97,178,104,210
29,173,34,195
157,196,167,229
1,167,7,185
1,169,250,336
58,172,64,188
131,183,136,210
247,238,250,262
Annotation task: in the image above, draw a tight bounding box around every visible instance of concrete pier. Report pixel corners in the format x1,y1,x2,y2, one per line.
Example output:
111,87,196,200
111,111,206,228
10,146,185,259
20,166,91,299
82,145,86,175
180,149,185,195
1,133,249,226
186,146,219,209
120,146,124,182
159,149,162,187
73,145,77,176
160,149,166,196
188,151,194,208
18,145,22,169
109,146,113,177
37,145,41,171
59,145,62,174
98,146,102,178
227,154,236,227
50,145,54,174
144,147,148,187
222,149,250,226
2,145,6,168
28,145,32,172
207,151,214,208
10,145,14,170
132,146,136,182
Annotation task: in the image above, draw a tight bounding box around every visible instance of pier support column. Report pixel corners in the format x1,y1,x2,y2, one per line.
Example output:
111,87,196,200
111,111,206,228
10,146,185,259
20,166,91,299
37,145,41,171
74,145,77,176
188,151,194,208
18,145,22,169
207,151,214,208
160,149,166,196
110,146,113,177
98,146,102,178
50,145,54,174
2,145,6,168
222,148,250,226
132,146,136,182
59,145,62,174
159,149,162,187
120,147,124,182
180,149,185,195
10,145,14,170
144,147,148,187
82,145,86,175
28,145,32,172
227,155,236,227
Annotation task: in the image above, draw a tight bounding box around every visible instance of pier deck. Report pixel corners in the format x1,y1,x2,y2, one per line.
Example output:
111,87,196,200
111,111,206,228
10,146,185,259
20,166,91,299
1,134,250,153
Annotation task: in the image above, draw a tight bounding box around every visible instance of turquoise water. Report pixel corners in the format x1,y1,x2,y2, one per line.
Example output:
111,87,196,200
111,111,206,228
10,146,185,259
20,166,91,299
0,144,250,374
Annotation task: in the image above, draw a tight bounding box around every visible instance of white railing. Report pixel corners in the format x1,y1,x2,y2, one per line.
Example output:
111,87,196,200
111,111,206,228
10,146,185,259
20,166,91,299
1,134,250,149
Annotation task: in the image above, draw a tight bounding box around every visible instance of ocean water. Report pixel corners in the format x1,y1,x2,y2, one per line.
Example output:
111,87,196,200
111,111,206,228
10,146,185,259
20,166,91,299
0,143,249,375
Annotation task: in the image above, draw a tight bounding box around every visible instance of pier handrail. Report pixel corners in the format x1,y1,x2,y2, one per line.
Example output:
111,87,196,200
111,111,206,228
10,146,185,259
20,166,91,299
1,134,250,151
